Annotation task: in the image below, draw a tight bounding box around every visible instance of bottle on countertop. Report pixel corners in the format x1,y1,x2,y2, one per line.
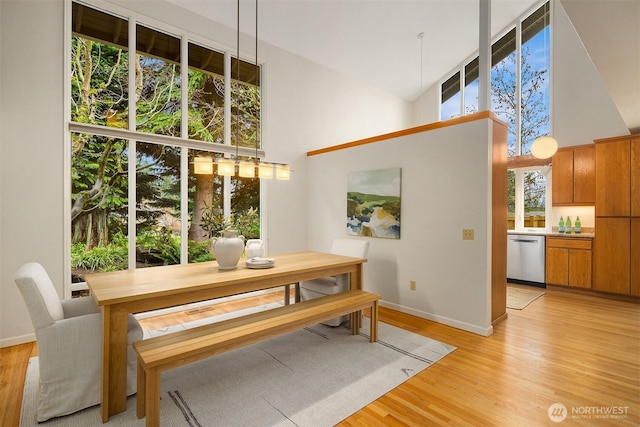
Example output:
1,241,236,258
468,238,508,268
575,216,581,234
565,216,572,234
558,216,565,233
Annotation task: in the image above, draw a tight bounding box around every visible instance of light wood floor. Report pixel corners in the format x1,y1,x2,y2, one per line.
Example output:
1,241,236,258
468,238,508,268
2,285,638,426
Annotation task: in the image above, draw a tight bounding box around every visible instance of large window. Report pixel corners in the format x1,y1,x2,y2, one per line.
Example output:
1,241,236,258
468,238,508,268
70,2,261,281
440,1,550,158
440,1,551,230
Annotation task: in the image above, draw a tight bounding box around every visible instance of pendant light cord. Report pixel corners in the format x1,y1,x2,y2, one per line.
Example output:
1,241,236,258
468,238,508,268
255,0,259,162
418,32,424,123
235,0,240,161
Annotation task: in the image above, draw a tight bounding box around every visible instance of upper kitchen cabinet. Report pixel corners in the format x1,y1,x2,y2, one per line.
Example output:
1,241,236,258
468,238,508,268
552,145,595,206
595,138,631,216
631,137,640,217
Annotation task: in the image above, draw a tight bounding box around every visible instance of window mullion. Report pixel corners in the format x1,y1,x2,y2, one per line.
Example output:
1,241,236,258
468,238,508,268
223,51,232,221
516,20,522,156
180,35,189,264
128,17,137,270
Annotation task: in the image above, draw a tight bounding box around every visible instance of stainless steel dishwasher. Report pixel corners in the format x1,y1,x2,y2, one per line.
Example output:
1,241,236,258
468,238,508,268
507,234,546,285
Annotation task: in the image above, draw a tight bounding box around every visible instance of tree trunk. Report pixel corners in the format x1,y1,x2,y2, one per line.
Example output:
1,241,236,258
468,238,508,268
189,174,214,241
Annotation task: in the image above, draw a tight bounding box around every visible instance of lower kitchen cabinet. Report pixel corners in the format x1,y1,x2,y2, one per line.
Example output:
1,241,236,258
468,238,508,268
593,218,631,294
546,237,592,288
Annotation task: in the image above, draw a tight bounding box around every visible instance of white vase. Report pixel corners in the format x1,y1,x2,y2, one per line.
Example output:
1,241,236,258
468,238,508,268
245,239,265,259
211,230,245,270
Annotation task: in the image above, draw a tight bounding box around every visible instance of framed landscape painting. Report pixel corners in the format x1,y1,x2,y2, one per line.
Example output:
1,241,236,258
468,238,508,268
347,167,401,239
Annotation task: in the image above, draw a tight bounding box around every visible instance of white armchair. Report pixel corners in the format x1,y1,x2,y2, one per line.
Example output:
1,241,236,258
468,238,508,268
299,238,370,326
15,262,143,422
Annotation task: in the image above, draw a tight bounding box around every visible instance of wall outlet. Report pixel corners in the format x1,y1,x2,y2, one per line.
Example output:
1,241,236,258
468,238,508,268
462,229,474,240
410,280,416,291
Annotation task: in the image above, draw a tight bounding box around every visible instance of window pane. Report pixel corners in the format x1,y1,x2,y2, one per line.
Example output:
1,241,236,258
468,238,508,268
136,25,181,137
231,175,261,240
71,4,129,128
491,28,517,157
136,142,181,267
189,151,223,263
507,170,515,230
440,71,461,120
231,58,261,149
464,58,479,115
188,43,225,143
71,134,129,280
520,3,550,155
523,171,546,228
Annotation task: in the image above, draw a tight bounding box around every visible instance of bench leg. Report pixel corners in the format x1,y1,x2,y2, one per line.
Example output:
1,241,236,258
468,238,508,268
370,301,379,343
146,368,161,427
137,359,146,419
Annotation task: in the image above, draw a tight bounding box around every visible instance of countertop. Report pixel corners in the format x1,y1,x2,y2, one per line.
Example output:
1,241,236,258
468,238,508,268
508,228,595,239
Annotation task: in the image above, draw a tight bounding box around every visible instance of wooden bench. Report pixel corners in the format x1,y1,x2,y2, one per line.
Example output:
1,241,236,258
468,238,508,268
134,289,381,426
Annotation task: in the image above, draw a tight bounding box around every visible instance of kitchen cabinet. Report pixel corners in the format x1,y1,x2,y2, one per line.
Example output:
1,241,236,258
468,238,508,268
632,218,640,296
593,136,640,296
552,145,595,206
595,139,630,216
593,218,630,294
546,237,592,288
631,137,640,217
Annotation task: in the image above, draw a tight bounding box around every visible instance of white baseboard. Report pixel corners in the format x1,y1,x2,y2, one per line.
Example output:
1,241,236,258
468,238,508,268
0,333,36,349
380,300,494,337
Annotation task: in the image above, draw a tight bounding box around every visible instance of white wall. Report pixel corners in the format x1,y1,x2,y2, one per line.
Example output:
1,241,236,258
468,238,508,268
307,118,496,336
0,0,66,346
0,0,410,346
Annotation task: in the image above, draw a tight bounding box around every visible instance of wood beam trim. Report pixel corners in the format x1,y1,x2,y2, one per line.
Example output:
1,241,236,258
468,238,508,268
307,111,504,157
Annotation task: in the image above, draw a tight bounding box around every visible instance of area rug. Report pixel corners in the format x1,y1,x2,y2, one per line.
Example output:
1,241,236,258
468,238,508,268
507,286,545,310
21,320,455,426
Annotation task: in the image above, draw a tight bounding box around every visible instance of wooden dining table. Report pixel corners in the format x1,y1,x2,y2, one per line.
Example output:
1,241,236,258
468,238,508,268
85,250,366,422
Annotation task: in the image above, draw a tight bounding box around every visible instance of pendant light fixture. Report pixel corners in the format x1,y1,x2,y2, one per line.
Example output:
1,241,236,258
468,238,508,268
531,135,558,159
195,0,290,180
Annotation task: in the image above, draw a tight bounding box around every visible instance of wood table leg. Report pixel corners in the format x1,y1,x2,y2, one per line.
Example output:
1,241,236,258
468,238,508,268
101,307,129,421
284,284,290,305
136,359,146,419
370,301,378,342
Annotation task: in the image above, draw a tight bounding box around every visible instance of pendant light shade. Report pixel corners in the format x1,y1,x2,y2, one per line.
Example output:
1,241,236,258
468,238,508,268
217,158,236,176
238,161,256,178
258,162,274,179
194,157,213,174
531,136,558,159
275,164,290,180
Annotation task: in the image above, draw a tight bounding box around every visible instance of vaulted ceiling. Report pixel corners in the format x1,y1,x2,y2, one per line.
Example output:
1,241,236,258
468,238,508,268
166,0,639,132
